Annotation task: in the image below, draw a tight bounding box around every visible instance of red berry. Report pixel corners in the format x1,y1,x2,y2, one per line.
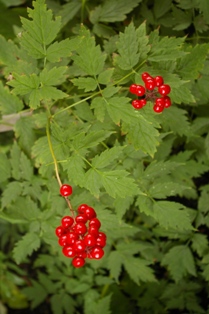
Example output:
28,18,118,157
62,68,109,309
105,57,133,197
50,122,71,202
72,256,85,268
58,234,68,246
88,226,99,237
89,218,101,229
77,251,87,258
91,246,104,259
158,84,171,96
74,222,87,235
145,78,156,90
154,76,164,87
142,72,152,82
97,232,107,241
164,96,172,108
84,234,97,247
66,232,78,245
55,226,65,237
129,84,138,94
77,204,89,214
75,214,88,224
73,239,86,252
135,85,145,96
131,99,146,109
155,97,165,108
96,237,106,248
61,216,74,229
153,105,164,113
60,184,73,197
62,246,76,258
84,206,96,220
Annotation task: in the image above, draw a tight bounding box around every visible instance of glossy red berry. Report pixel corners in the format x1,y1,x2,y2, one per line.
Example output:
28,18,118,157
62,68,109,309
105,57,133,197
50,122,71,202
60,184,73,197
164,96,172,108
89,218,101,229
155,97,165,108
153,105,164,113
132,99,146,109
84,234,97,247
145,78,156,90
88,225,99,237
66,232,78,245
77,204,89,214
97,232,107,241
84,206,97,220
73,239,86,252
77,251,87,258
58,234,68,246
55,226,65,237
61,216,74,229
62,246,76,258
129,84,138,94
75,214,88,224
91,246,104,259
158,84,171,96
135,85,145,96
74,222,87,235
154,76,164,87
96,236,106,248
72,256,85,268
142,72,152,82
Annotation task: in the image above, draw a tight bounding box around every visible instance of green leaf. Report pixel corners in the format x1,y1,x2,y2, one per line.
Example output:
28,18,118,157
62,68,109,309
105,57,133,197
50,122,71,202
153,201,193,231
72,26,106,76
20,152,33,181
91,147,124,169
191,234,208,257
98,68,114,85
40,66,67,86
123,257,156,284
14,116,35,155
0,35,18,66
198,0,209,21
62,155,86,187
58,1,81,27
10,142,21,180
46,38,79,62
160,107,190,136
149,182,191,199
13,233,41,264
71,77,97,92
22,280,48,309
84,169,102,198
0,82,23,114
90,0,142,23
1,181,22,208
0,153,11,183
93,295,112,314
153,0,172,19
162,245,196,282
108,251,122,283
20,0,61,59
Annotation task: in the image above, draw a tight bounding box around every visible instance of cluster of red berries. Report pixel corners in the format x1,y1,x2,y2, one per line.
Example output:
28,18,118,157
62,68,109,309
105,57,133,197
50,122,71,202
129,72,171,113
55,184,106,268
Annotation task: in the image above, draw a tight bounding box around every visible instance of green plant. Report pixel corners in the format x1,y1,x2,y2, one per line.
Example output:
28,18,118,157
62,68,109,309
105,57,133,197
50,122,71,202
0,0,209,313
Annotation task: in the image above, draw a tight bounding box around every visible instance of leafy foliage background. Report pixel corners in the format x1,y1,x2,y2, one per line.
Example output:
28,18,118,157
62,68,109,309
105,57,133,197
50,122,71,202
0,0,209,313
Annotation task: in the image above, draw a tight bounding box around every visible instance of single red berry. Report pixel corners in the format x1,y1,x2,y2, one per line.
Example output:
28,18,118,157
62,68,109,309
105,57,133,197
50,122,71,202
154,76,164,87
158,84,171,96
66,232,78,245
131,99,146,109
74,222,87,235
91,246,104,259
129,84,138,94
62,246,76,258
55,226,65,237
164,96,172,108
72,256,85,268
142,72,152,82
155,97,165,108
88,226,99,237
145,78,156,90
77,204,89,214
153,105,164,113
84,234,97,247
73,239,86,252
75,214,88,224
89,218,101,229
135,85,146,96
97,232,107,241
58,234,68,246
84,206,97,220
60,184,73,197
61,216,74,229
96,237,106,248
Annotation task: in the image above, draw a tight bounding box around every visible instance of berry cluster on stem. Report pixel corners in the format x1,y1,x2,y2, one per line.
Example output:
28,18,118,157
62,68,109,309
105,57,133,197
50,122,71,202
129,72,172,113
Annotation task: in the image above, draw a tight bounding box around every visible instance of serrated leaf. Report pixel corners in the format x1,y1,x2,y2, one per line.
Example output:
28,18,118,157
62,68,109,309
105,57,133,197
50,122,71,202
20,0,61,58
162,245,196,282
108,251,122,283
40,66,67,86
1,182,22,208
90,0,142,23
71,77,97,92
93,295,112,314
123,257,156,284
91,97,106,122
14,116,35,155
0,35,18,66
72,26,106,76
160,107,190,136
72,130,111,153
0,82,23,114
84,169,102,197
149,182,191,199
92,146,124,169
0,153,11,182
153,0,172,19
191,234,208,257
13,233,41,264
62,155,86,187
143,160,181,178
98,68,114,85
114,196,134,219
20,152,33,181
153,201,193,231
46,38,80,62
22,280,48,309
10,142,21,180
58,1,81,27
